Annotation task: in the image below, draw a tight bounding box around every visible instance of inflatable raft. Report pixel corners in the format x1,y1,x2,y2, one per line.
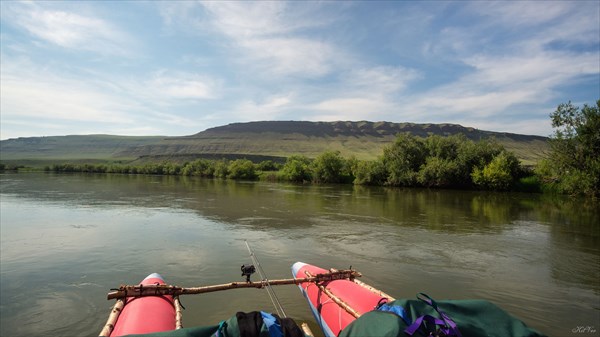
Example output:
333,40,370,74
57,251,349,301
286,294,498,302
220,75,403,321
291,262,545,337
109,273,176,336
291,261,389,337
100,264,545,337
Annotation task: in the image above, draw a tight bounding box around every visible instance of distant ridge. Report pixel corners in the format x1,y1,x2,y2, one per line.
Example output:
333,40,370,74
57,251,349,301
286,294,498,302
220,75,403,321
190,121,546,142
0,121,549,164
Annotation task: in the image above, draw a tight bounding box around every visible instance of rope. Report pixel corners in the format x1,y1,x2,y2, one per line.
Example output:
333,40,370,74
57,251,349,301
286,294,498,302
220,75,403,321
245,240,287,318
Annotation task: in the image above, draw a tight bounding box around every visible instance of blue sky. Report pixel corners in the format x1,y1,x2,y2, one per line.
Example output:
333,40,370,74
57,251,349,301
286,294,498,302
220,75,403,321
1,1,598,140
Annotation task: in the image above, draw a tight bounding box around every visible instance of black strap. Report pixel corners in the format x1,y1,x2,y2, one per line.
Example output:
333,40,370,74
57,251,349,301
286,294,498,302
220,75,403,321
278,316,305,337
236,311,264,337
236,311,305,337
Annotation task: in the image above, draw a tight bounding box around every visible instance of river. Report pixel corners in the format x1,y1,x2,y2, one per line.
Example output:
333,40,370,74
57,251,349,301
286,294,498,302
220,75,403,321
0,172,598,336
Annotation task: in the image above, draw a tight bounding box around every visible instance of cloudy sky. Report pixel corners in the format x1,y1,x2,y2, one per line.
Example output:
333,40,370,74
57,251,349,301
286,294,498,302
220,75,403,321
1,1,598,140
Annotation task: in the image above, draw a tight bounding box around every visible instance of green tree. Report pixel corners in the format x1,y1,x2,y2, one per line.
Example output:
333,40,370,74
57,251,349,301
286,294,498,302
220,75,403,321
311,151,345,184
163,162,181,175
471,151,521,190
417,135,466,187
280,155,312,182
257,160,279,171
213,160,229,179
455,138,504,187
227,159,258,180
182,159,213,177
418,157,459,187
424,134,462,160
352,159,387,185
538,100,600,196
382,134,426,186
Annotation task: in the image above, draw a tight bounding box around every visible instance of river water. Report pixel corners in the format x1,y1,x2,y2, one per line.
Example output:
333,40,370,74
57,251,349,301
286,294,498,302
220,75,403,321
0,172,598,336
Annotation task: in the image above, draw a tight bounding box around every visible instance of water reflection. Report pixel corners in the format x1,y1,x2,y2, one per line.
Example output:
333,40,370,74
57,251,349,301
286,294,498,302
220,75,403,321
2,173,594,230
1,173,599,336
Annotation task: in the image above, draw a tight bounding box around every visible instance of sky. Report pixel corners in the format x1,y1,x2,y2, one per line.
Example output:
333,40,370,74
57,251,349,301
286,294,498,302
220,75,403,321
0,1,598,140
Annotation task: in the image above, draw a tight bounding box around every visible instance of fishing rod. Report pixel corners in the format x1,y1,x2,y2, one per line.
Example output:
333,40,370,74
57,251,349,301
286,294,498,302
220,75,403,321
244,240,287,318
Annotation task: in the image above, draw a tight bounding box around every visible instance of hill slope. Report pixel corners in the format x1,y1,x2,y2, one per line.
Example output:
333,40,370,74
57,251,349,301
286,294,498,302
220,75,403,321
117,121,549,164
0,121,549,164
0,135,165,160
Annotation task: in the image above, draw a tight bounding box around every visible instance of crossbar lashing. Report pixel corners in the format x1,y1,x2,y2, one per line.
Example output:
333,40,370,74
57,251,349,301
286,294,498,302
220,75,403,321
101,269,363,337
106,269,360,300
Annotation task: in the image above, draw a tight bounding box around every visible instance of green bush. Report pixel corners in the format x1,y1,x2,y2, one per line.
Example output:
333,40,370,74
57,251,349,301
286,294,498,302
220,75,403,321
383,134,426,186
311,151,345,184
381,133,514,189
454,138,504,187
536,100,599,197
514,176,542,193
424,135,461,160
352,159,387,185
280,155,312,182
471,151,520,190
182,159,214,177
257,160,279,171
213,160,229,179
40,132,530,193
227,159,258,180
417,157,459,187
163,162,181,175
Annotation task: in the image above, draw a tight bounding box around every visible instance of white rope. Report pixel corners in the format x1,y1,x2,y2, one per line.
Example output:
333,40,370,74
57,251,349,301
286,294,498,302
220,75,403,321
245,240,287,318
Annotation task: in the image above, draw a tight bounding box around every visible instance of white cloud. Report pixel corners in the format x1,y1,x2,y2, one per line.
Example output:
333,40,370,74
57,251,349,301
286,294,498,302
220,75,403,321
229,95,294,122
458,118,553,137
196,2,344,78
0,61,133,124
239,37,337,77
0,119,67,140
0,56,217,138
3,2,134,56
470,1,569,27
465,52,598,89
344,66,421,94
302,65,420,122
148,72,217,100
2,1,596,140
158,1,202,28
466,1,599,50
312,97,392,121
199,2,329,39
400,0,599,128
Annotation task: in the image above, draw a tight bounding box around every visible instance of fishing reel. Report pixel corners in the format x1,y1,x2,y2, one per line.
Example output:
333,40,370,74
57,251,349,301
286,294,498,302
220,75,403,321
241,264,256,283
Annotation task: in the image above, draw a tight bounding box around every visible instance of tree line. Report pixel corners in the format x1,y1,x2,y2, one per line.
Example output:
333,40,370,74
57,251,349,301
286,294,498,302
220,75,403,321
535,100,599,197
46,134,528,192
6,99,598,197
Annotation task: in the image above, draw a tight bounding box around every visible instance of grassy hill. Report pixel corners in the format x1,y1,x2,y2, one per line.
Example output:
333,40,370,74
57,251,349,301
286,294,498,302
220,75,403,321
0,121,549,165
0,135,164,160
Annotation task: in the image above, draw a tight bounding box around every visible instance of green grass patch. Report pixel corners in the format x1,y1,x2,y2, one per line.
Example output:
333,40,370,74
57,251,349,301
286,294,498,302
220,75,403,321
514,176,542,193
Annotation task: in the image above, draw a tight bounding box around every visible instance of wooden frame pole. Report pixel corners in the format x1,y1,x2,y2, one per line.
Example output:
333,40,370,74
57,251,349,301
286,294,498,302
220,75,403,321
304,271,361,318
174,296,183,329
301,323,314,337
107,270,360,300
99,298,125,337
352,279,396,302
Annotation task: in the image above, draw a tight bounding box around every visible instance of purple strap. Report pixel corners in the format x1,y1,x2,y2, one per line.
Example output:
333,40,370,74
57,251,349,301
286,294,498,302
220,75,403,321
404,293,462,337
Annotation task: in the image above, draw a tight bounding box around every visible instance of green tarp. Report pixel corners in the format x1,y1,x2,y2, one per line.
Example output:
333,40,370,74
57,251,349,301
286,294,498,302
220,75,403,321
123,312,308,337
123,325,220,337
124,299,546,337
340,299,546,337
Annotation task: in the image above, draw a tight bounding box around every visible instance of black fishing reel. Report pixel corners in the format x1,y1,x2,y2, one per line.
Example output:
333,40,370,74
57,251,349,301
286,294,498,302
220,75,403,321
241,264,256,283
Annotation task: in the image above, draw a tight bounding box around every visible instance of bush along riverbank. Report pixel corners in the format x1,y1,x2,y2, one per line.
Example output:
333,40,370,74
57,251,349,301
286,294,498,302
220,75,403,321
42,134,533,192
5,99,598,197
